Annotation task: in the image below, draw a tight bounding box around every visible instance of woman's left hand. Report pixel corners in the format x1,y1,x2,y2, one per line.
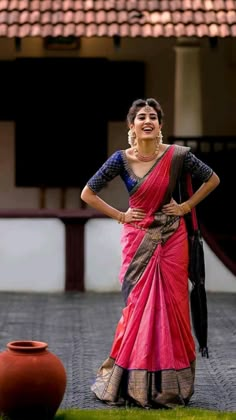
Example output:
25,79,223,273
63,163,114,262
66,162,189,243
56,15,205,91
162,198,186,216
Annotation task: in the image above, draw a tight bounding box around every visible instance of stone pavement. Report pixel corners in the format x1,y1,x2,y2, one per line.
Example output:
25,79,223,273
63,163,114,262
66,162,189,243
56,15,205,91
0,291,235,412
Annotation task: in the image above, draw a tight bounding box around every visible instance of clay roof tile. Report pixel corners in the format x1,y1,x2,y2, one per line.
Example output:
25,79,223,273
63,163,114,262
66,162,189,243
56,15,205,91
0,0,235,38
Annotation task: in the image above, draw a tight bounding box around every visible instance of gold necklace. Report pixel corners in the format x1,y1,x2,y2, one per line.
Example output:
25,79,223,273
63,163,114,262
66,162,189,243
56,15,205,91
134,142,160,162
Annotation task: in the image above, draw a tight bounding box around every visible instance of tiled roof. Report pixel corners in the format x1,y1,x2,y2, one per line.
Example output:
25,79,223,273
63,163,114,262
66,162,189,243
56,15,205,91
0,0,236,38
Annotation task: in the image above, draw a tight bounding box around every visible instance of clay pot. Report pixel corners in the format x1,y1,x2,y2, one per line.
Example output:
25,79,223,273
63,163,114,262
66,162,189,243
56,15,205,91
0,340,67,420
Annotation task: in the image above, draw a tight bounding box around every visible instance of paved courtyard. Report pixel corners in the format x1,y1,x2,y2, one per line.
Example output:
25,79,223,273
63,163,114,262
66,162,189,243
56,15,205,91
0,291,235,412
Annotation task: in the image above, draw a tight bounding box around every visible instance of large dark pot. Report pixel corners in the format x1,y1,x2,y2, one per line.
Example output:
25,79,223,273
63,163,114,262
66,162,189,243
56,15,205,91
0,340,67,420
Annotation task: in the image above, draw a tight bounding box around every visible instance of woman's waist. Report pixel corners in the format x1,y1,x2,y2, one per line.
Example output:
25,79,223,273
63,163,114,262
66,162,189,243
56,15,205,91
127,212,181,241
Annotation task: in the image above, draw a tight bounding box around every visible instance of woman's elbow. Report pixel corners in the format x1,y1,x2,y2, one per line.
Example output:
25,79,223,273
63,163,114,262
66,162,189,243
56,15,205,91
210,172,220,189
80,185,95,204
80,186,88,202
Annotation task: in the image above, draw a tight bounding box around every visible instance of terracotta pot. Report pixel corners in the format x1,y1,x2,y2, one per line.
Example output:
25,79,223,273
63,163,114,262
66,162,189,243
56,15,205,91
0,340,67,420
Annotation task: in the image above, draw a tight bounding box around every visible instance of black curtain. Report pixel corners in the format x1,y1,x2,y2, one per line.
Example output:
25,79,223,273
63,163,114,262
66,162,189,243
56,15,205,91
15,57,108,188
15,57,146,188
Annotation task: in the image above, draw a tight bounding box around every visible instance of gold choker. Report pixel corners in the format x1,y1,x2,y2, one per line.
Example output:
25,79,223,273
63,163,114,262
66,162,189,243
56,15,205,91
134,143,160,162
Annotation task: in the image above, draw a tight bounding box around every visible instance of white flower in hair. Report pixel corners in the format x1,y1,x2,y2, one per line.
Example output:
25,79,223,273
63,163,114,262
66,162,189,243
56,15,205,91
128,129,136,146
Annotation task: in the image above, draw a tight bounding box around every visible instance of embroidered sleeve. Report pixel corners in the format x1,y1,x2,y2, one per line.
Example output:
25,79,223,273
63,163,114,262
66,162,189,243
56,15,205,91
87,150,123,193
183,151,213,182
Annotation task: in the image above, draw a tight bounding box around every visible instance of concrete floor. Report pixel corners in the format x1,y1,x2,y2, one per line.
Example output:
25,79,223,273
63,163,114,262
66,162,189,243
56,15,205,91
0,291,235,412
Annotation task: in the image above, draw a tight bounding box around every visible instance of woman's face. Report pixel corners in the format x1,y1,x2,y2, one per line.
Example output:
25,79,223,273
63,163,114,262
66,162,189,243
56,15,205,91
131,106,161,140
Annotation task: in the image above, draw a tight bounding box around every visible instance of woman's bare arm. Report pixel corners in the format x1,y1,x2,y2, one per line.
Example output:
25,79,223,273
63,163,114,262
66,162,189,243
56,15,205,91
81,185,122,221
162,172,220,216
185,172,220,209
81,185,146,222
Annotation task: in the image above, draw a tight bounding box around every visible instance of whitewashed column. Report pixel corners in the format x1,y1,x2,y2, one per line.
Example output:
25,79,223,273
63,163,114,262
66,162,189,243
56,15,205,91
173,40,236,290
174,39,202,138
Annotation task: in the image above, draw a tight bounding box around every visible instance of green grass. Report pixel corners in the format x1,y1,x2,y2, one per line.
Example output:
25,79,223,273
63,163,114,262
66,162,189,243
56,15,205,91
55,408,236,420
1,408,235,420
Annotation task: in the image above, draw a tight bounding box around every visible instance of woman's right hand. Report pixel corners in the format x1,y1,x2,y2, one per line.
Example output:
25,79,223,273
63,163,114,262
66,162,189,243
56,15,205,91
124,207,146,223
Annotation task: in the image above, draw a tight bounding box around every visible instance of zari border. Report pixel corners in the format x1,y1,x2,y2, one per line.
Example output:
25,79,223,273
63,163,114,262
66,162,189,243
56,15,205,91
91,356,196,408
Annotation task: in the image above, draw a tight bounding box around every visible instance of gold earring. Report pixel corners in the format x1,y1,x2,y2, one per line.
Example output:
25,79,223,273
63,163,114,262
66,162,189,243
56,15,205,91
158,130,163,143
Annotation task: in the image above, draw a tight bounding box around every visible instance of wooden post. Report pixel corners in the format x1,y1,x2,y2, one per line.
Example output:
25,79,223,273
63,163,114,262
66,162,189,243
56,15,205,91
61,217,86,292
39,188,46,208
60,188,67,209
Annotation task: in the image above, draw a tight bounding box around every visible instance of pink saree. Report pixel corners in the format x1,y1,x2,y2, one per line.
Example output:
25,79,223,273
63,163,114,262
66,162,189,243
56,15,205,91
91,146,196,408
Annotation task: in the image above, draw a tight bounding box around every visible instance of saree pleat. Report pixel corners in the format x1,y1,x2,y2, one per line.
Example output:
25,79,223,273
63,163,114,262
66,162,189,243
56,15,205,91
91,146,196,408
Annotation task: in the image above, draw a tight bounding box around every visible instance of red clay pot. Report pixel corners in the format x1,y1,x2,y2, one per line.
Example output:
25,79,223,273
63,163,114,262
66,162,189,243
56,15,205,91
0,340,67,420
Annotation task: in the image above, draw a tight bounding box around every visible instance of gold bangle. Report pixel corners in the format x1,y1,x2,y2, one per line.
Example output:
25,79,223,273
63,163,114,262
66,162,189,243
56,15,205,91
118,212,125,224
118,212,122,223
121,212,125,224
179,202,191,215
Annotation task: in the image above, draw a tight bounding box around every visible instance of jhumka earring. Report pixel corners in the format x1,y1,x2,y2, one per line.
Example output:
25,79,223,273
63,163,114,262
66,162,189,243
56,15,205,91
128,129,136,146
158,130,163,143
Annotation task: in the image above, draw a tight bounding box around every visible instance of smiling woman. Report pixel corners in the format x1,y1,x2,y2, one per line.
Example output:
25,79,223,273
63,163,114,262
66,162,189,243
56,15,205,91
80,98,220,409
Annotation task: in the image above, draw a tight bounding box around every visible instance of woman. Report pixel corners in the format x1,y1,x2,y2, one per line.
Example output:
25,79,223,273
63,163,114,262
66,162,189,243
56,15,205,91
80,98,220,409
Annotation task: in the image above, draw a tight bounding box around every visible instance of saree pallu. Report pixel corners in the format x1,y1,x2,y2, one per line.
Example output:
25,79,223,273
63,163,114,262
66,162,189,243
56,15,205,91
91,146,196,408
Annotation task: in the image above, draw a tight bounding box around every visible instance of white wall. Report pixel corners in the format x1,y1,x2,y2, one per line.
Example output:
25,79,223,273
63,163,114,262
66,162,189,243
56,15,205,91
84,219,236,293
0,219,65,292
0,217,235,293
204,241,236,292
84,219,122,292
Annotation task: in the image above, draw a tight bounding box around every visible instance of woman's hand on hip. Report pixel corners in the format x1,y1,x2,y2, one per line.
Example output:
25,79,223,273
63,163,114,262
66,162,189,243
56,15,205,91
125,207,146,223
162,199,190,216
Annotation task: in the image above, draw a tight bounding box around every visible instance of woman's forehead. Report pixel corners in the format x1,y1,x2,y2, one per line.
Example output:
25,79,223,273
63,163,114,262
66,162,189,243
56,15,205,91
136,105,157,115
